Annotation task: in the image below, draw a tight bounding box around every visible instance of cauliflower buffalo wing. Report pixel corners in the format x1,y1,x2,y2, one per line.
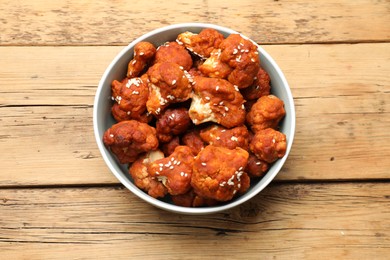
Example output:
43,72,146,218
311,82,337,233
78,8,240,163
245,153,270,178
128,150,167,198
199,34,260,89
191,145,250,201
148,146,194,195
103,120,159,163
127,41,156,78
111,76,150,122
189,76,246,128
154,41,193,71
177,28,225,58
156,108,192,143
171,189,219,207
241,67,271,100
146,62,192,116
246,95,286,133
249,128,287,163
199,124,249,150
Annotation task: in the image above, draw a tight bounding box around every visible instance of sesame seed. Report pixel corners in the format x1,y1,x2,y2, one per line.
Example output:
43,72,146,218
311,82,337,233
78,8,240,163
241,49,245,53
171,157,175,161
237,183,241,189
132,60,137,65
272,139,276,143
180,172,184,177
221,130,226,133
111,96,115,100
155,108,161,114
254,77,258,80
234,85,239,91
216,86,219,91
239,42,244,46
241,104,245,110
224,107,229,112
169,166,174,169
155,171,159,175
127,111,131,115
201,162,207,166
251,58,256,62
231,136,238,142
132,90,139,95
179,66,184,70
254,51,259,55
172,80,177,85
184,173,188,177
256,162,261,165
237,45,241,50
219,101,224,105
205,96,210,101
239,166,244,171
227,175,235,186
159,167,163,171
233,190,237,195
233,49,238,54
139,52,144,56
176,161,181,166
109,134,114,138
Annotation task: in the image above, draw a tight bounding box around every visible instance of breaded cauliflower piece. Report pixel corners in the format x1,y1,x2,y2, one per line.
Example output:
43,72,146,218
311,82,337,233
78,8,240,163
146,62,192,116
128,150,167,198
171,189,219,207
111,76,150,122
198,34,260,89
199,124,249,150
181,129,205,156
189,76,246,128
245,153,269,178
156,108,192,143
127,42,156,78
191,145,250,201
103,120,159,163
177,28,225,58
154,41,193,71
249,128,287,163
241,67,271,100
246,95,286,132
219,34,260,89
148,146,194,195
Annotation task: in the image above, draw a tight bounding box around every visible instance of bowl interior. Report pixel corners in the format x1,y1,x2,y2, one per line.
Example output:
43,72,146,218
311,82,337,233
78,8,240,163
94,23,295,214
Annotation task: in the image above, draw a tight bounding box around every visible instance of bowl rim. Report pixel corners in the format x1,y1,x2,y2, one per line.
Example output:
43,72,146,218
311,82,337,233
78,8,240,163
93,22,296,215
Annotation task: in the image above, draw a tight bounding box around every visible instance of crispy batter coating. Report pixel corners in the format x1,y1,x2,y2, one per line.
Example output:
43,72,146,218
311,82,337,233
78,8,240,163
156,108,192,143
191,145,249,201
127,42,156,78
103,120,159,163
189,76,246,128
128,151,167,198
181,129,205,156
246,95,286,133
177,28,225,58
146,62,192,116
219,34,260,89
148,146,194,195
160,136,180,157
171,189,219,207
111,77,150,122
241,67,271,100
245,153,269,178
199,124,249,150
154,42,193,71
249,128,287,163
198,49,232,79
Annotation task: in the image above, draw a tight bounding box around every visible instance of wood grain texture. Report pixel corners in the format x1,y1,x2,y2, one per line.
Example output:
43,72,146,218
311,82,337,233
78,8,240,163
0,0,389,46
1,183,389,259
0,43,389,185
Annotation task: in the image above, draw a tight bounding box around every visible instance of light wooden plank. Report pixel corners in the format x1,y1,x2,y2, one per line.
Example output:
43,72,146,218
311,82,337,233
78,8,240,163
1,183,389,259
0,0,389,46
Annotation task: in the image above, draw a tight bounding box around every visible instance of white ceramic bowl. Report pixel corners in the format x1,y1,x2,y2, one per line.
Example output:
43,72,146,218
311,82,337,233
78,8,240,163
93,23,295,214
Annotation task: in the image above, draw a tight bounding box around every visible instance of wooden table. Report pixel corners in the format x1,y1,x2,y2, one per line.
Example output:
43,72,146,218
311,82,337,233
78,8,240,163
1,1,389,259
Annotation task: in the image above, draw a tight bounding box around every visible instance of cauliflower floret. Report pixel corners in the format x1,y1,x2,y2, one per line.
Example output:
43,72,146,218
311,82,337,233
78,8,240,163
249,128,287,163
191,145,250,201
199,124,249,150
154,41,193,71
189,76,246,128
127,42,156,78
156,108,192,143
177,28,225,58
148,146,194,195
245,153,270,178
103,120,159,163
110,76,150,122
241,67,271,100
146,62,192,116
171,189,219,207
246,95,286,133
128,150,167,198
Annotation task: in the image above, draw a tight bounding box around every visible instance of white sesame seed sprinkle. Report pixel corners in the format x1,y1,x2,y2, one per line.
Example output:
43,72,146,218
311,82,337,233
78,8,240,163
127,111,131,115
237,184,241,189
169,166,174,170
172,80,177,85
251,58,256,62
216,86,220,91
109,134,114,138
231,136,238,142
139,52,144,56
224,107,229,112
180,172,184,177
201,162,207,166
221,130,226,132
132,90,139,95
205,96,210,101
233,49,238,54
132,60,137,65
219,101,224,106
272,138,276,143
184,173,188,177
256,162,261,165
233,190,237,195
